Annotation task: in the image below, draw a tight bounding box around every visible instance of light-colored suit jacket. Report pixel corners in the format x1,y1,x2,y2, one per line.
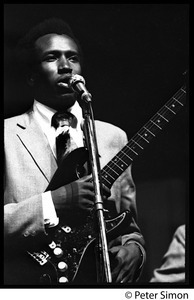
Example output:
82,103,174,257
150,225,185,283
4,108,140,238
4,108,145,283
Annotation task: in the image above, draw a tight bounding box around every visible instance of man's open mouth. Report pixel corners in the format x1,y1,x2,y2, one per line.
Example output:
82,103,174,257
57,76,72,91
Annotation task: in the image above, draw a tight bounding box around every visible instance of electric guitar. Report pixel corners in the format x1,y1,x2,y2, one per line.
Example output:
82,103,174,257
6,84,187,285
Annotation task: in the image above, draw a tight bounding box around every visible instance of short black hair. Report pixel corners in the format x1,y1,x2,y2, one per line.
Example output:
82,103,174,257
15,18,83,76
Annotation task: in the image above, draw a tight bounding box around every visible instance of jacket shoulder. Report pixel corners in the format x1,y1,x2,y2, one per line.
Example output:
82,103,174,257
95,120,126,137
4,112,31,133
95,120,128,147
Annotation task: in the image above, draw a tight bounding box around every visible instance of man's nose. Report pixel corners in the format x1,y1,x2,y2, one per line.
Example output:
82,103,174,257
58,57,72,73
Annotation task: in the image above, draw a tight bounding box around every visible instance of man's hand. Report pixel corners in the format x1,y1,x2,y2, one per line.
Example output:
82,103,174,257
109,243,143,283
70,175,95,210
51,175,111,211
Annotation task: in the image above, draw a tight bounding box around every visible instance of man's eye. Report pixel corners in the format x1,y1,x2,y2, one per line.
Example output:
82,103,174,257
44,55,56,62
68,55,79,63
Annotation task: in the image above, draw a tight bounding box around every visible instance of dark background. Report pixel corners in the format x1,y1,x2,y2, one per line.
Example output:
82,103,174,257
4,4,189,284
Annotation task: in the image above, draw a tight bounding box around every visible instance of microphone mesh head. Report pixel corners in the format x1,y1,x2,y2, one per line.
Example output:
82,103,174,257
68,74,85,88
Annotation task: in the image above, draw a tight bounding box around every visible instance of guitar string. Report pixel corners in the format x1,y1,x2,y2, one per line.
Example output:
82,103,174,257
121,88,186,159
106,88,186,161
108,88,186,171
101,87,186,186
135,87,186,142
101,90,186,186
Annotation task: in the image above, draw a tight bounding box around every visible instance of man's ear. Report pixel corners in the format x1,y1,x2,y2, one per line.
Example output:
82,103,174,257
27,72,39,87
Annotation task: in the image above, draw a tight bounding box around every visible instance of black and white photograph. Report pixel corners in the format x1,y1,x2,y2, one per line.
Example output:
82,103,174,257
3,3,189,295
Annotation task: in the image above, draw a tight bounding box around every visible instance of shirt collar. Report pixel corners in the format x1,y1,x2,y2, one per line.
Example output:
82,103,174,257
33,100,84,132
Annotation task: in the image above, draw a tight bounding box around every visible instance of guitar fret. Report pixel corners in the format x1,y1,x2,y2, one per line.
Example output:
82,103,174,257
120,149,133,161
165,104,176,115
139,128,153,142
137,133,149,143
102,174,112,185
181,87,186,94
157,112,169,122
131,139,144,149
111,158,126,171
113,156,129,168
151,120,162,130
105,165,120,177
102,155,129,185
173,97,184,106
127,145,138,155
99,84,186,189
118,157,129,167
143,126,156,137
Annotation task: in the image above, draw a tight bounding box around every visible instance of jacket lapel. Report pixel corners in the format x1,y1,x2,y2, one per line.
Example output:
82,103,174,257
16,111,57,183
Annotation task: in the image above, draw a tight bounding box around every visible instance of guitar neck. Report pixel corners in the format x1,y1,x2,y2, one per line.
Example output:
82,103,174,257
101,85,186,189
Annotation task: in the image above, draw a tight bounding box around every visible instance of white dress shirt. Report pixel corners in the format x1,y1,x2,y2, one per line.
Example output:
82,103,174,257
33,100,85,227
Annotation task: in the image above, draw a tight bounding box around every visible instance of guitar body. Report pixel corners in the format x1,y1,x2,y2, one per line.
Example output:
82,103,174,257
4,251,58,285
46,147,89,191
4,210,132,285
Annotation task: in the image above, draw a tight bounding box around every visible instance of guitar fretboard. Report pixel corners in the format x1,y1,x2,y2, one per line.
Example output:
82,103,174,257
101,85,186,189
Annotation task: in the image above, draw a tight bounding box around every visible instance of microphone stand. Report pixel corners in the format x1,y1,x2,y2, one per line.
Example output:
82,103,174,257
78,92,112,283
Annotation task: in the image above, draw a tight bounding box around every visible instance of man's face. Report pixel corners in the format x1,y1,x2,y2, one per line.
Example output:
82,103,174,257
31,33,82,110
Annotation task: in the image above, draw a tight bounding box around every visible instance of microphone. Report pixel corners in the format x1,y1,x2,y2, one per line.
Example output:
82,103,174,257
68,74,92,103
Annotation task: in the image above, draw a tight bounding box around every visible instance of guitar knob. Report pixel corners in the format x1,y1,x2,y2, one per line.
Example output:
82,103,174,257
61,226,72,233
48,241,57,249
53,247,63,258
58,276,69,283
58,261,68,272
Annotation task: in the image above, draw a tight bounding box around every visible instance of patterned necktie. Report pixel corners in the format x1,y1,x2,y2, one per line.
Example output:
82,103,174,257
51,111,77,164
